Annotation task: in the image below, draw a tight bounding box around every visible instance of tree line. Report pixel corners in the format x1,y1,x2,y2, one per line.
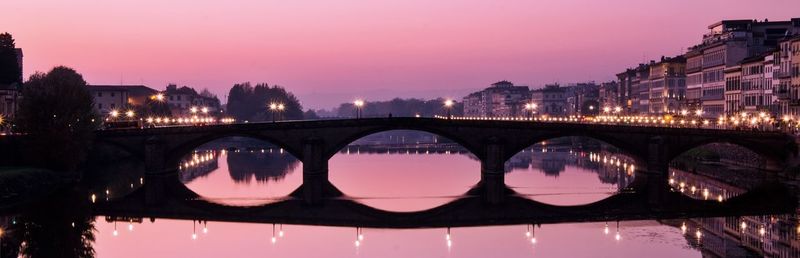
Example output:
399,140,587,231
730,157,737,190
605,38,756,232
331,98,463,118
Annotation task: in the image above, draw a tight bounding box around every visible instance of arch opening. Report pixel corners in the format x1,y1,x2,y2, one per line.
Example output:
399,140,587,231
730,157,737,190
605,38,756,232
84,140,146,201
668,142,773,202
179,136,302,206
329,130,480,212
504,136,636,206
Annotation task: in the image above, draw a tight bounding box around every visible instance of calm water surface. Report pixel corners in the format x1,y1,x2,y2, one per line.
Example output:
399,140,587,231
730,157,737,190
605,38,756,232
11,135,795,257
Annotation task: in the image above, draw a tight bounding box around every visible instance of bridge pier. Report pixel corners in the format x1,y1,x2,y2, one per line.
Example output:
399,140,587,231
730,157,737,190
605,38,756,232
644,136,671,207
301,137,330,205
144,136,175,205
480,140,506,204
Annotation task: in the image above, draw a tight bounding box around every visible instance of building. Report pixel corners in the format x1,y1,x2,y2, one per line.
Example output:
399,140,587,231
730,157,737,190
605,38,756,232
461,81,531,117
684,50,704,112
0,48,22,120
724,65,743,114
89,85,158,115
636,64,651,114
531,84,567,116
686,19,800,118
163,84,222,116
616,69,637,112
792,36,800,116
740,53,772,113
565,82,599,116
648,56,686,114
598,81,619,112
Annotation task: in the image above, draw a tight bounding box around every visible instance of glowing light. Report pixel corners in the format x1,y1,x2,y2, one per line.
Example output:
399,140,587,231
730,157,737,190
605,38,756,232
444,99,454,107
681,222,687,234
354,99,364,107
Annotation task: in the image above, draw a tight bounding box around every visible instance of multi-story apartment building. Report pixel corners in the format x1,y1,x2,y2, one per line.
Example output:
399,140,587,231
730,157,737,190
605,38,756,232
724,65,742,114
636,64,651,113
793,37,800,115
775,37,797,116
615,69,636,112
684,50,704,112
565,82,599,115
531,84,567,116
461,81,531,117
686,19,800,118
648,56,686,114
598,81,618,111
740,54,770,113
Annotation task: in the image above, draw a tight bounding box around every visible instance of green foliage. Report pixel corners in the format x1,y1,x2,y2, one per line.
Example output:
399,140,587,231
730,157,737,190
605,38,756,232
17,66,99,171
226,82,305,121
0,32,22,85
334,98,463,117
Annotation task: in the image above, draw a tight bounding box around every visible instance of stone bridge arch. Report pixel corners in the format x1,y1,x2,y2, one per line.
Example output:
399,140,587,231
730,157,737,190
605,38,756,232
502,131,650,167
665,134,798,171
162,131,304,170
322,125,485,160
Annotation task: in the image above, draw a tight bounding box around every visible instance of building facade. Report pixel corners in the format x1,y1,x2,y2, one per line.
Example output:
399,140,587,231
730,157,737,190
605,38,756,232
531,84,567,116
648,56,686,114
89,85,158,116
461,81,530,117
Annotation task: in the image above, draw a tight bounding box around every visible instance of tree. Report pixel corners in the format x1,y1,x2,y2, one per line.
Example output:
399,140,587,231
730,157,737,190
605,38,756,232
17,66,99,172
0,32,21,85
225,82,305,121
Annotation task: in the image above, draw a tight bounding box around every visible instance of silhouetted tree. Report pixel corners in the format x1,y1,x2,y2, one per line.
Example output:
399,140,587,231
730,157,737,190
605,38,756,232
225,82,304,121
303,109,319,120
17,66,99,172
0,32,21,85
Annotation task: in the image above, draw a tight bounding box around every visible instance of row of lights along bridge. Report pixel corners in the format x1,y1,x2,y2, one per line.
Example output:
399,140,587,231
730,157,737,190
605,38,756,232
102,96,800,132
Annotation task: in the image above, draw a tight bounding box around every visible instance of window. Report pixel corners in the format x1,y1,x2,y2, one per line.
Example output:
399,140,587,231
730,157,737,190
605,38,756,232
97,92,103,97
111,103,116,109
111,92,115,97
98,103,103,109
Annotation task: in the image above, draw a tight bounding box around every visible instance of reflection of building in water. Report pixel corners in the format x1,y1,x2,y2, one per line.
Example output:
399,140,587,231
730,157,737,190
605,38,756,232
507,140,636,191
179,150,219,183
350,130,450,145
668,169,800,257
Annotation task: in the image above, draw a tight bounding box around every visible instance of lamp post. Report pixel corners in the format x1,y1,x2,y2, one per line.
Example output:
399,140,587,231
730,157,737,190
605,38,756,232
269,103,284,122
524,103,538,119
444,99,454,119
354,100,365,119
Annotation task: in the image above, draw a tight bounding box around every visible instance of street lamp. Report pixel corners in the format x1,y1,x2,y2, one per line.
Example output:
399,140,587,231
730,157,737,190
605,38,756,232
354,99,365,118
125,110,135,118
152,93,165,102
444,99,454,119
524,103,538,118
269,103,284,122
190,106,198,114
614,106,622,114
201,107,209,114
110,110,120,118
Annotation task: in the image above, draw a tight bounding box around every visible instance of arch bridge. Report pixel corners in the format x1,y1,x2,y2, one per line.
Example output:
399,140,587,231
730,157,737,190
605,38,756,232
94,117,798,205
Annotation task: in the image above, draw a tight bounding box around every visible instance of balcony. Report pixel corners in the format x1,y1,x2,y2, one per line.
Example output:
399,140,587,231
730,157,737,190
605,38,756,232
790,99,800,107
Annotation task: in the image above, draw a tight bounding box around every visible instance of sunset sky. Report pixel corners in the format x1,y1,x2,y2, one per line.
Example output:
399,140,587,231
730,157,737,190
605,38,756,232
6,0,800,109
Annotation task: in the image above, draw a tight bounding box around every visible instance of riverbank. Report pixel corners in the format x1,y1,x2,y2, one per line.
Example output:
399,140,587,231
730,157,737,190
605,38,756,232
0,167,64,211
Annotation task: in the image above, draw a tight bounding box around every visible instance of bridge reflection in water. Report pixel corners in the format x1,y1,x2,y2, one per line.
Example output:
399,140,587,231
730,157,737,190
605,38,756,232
92,137,795,230
78,135,800,257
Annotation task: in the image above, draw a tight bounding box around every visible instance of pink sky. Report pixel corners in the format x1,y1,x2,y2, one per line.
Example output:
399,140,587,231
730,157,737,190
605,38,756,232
6,0,800,108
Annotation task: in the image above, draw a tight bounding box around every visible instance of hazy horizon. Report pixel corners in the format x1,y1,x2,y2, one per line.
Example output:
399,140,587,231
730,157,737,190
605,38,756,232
6,0,800,109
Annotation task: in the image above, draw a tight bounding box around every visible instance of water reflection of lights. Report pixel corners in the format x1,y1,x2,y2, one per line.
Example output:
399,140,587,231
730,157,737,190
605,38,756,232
445,227,452,249
192,221,198,240
680,222,687,234
271,224,277,244
203,221,208,234
113,221,118,236
668,170,734,203
604,222,609,235
614,221,621,241
355,227,364,247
